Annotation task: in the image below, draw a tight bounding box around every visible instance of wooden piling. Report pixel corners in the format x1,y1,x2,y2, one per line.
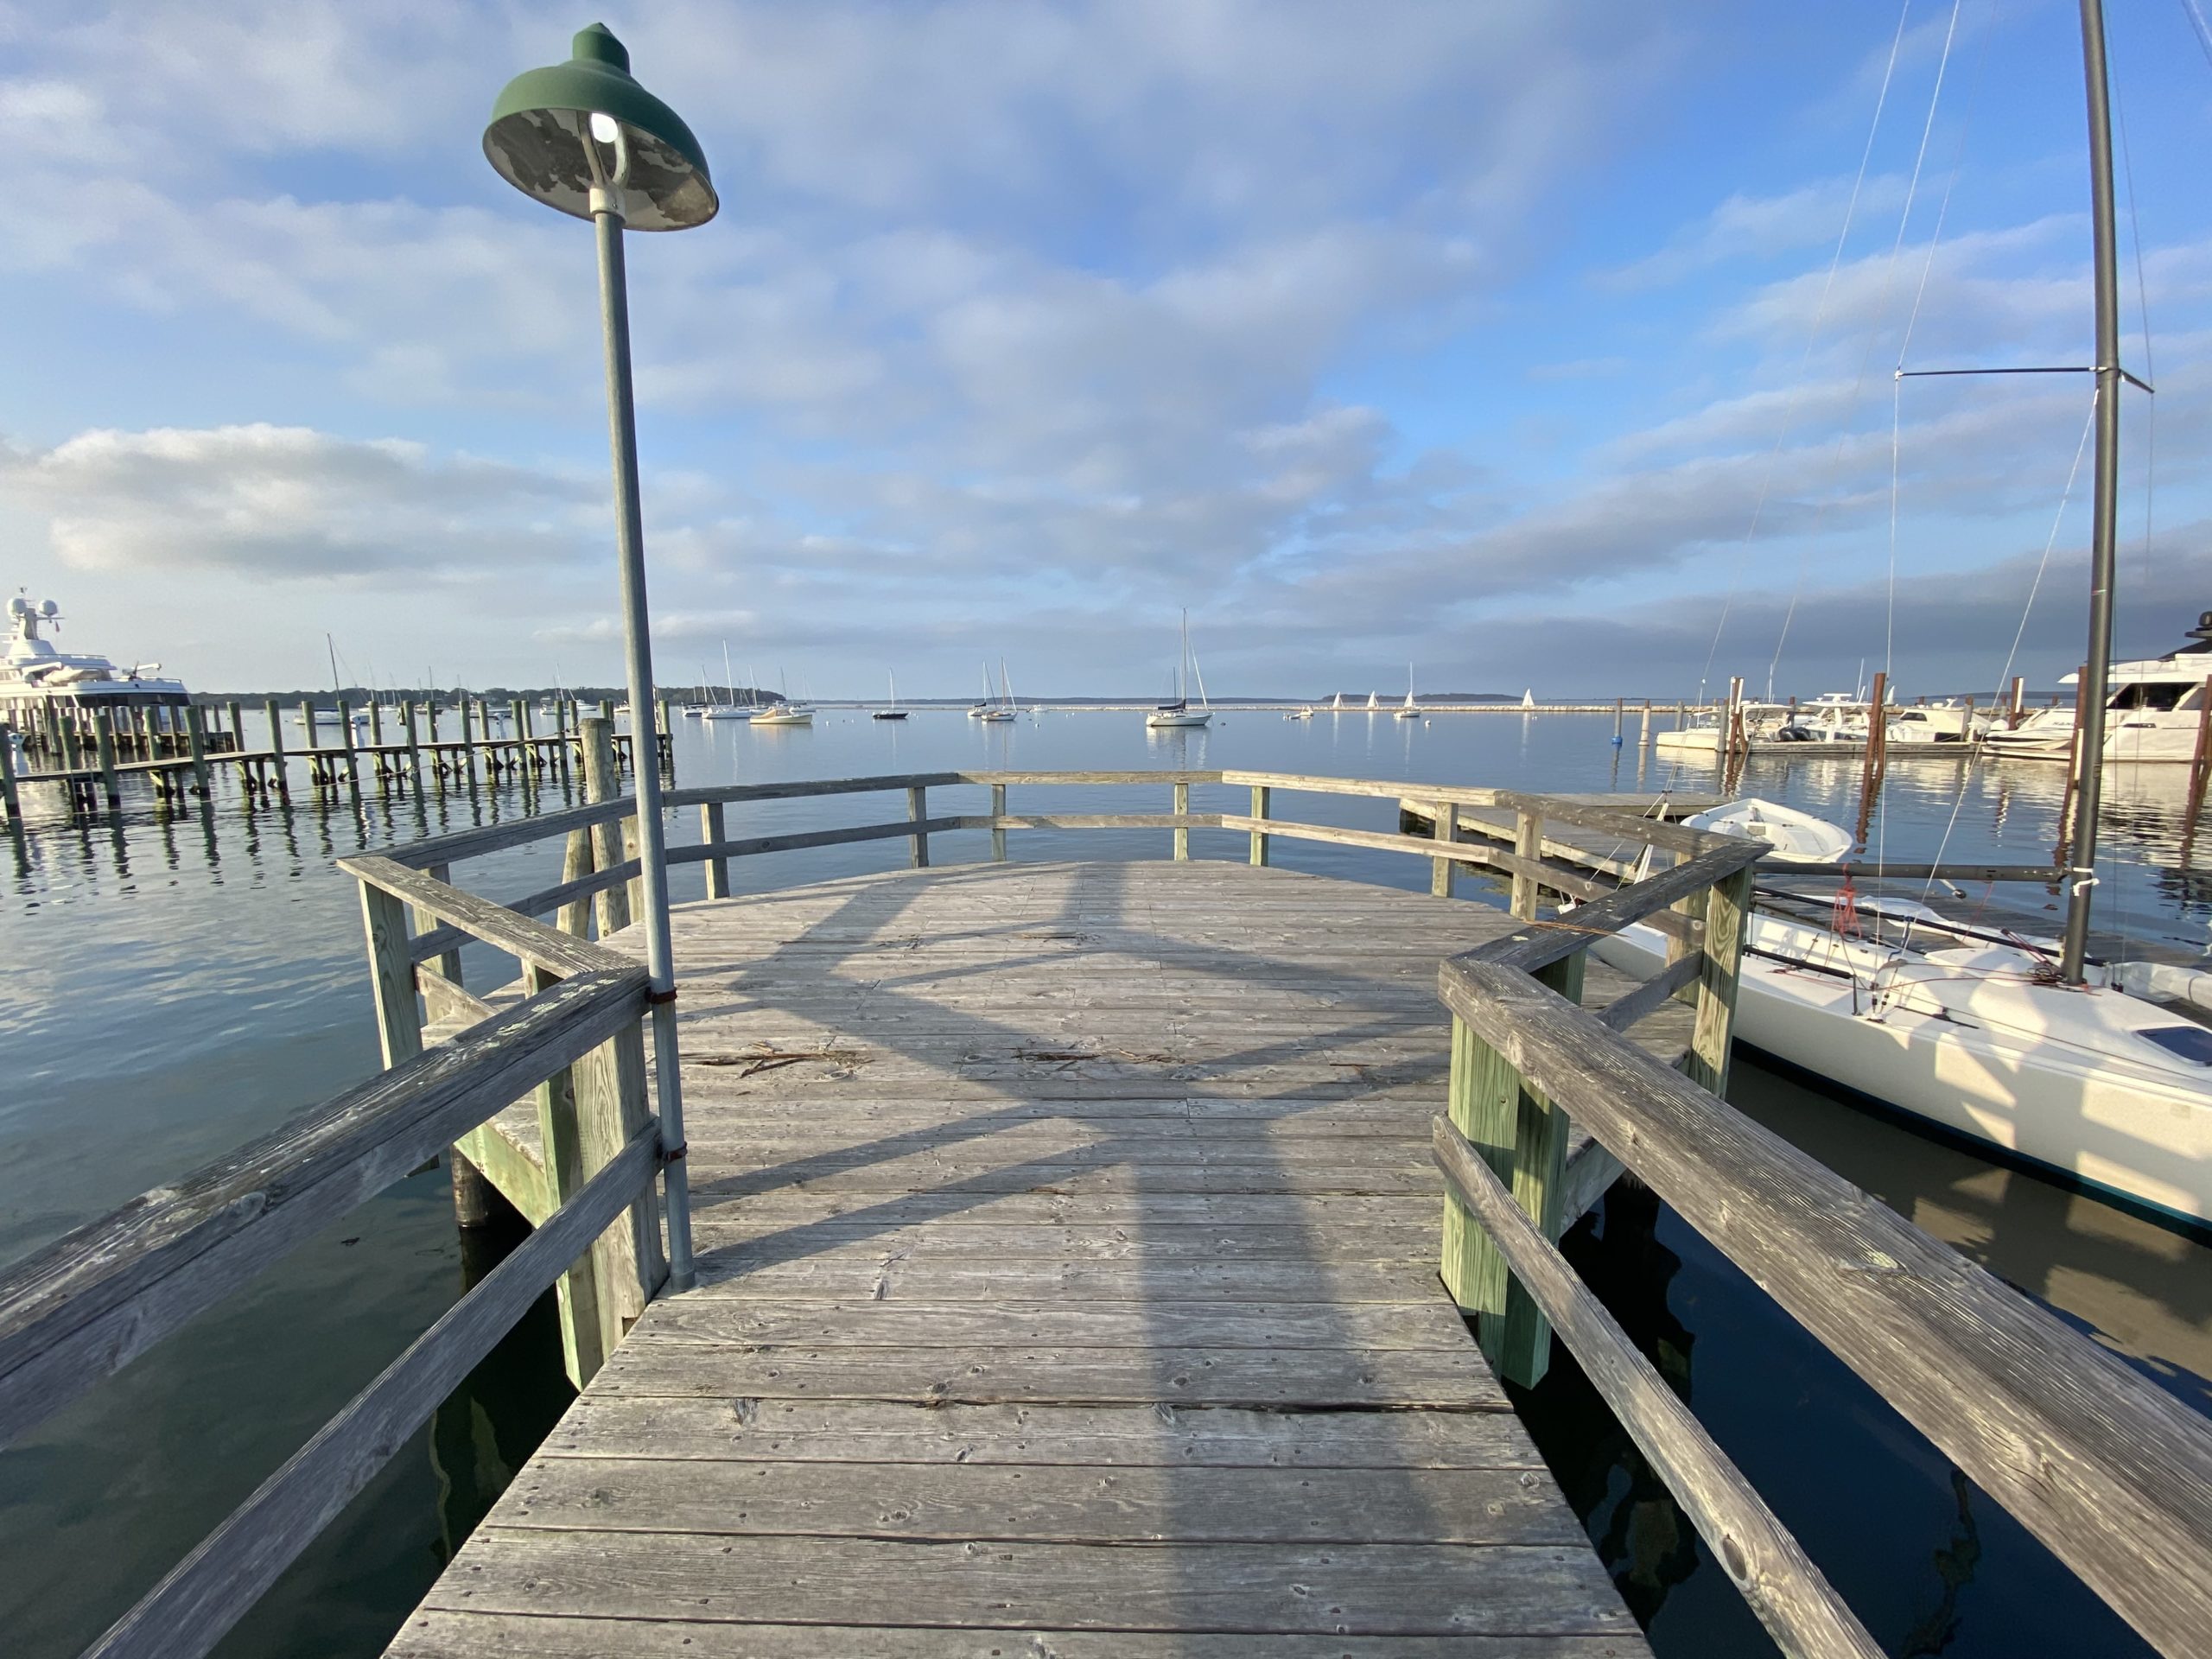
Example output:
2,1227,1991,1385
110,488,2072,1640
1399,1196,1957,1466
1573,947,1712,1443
1510,808,1542,919
2182,676,2212,856
1173,781,1190,860
264,698,289,800
990,784,1007,862
0,724,19,823
185,705,211,797
92,707,122,809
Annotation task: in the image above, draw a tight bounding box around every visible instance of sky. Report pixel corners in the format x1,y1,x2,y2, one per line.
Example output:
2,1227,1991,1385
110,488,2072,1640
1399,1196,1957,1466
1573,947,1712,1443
2,0,2209,701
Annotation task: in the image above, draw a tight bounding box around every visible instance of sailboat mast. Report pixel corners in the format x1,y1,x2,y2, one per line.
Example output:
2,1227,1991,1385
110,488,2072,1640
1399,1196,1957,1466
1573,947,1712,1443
2060,0,2123,985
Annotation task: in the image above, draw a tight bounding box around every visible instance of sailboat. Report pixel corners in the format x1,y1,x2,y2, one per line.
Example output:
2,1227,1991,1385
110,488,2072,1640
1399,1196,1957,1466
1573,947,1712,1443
296,633,356,728
979,658,1017,722
1364,690,1379,713
874,671,908,720
967,662,995,718
1146,611,1211,728
1521,689,1535,710
1586,3,2212,1236
701,643,751,719
1394,664,1421,719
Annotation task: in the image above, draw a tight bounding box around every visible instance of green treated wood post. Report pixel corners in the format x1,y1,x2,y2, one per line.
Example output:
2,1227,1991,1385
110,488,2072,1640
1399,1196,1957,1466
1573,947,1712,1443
92,707,121,808
402,701,423,794
908,785,930,868
0,724,19,823
1430,800,1458,897
184,704,211,797
1683,864,1754,1096
1173,781,1190,860
1440,951,1584,1389
702,801,731,899
1249,785,1270,867
336,696,358,791
990,783,1007,862
571,1015,666,1347
264,698,289,800
554,696,573,789
225,700,244,760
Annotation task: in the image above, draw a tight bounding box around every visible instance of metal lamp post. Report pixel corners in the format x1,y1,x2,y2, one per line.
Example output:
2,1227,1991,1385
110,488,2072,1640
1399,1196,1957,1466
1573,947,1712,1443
485,22,715,1288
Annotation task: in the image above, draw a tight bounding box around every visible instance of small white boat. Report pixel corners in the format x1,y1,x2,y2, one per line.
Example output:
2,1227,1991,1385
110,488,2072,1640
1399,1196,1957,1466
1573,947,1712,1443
1147,612,1211,729
700,643,752,719
751,702,812,727
1682,798,1855,864
1395,664,1421,720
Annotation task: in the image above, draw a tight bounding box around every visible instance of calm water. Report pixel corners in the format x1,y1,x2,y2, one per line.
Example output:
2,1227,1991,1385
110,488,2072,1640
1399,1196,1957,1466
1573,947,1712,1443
2,707,2204,1656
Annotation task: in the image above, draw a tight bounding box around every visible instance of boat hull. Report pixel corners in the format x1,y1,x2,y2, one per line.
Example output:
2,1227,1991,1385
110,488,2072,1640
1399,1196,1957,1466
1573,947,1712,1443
1593,922,2212,1236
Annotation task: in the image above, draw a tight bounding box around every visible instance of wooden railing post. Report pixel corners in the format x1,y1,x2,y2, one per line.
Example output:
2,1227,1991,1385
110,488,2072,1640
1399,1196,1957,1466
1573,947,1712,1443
358,881,423,1067
908,785,930,867
1430,800,1457,897
580,717,632,935
571,1014,666,1352
1683,864,1753,1095
525,962,608,1387
1510,808,1541,918
702,800,732,899
1249,785,1270,866
1173,781,1190,860
991,783,1007,861
1440,950,1582,1389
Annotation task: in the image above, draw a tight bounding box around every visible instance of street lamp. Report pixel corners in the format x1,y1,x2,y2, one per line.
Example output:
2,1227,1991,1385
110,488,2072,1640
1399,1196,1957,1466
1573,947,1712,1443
485,22,714,1289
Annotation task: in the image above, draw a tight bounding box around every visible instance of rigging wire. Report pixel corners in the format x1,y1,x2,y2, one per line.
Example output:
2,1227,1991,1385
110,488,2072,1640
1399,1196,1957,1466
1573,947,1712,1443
1769,0,1986,702
1688,0,1916,711
2181,0,2212,69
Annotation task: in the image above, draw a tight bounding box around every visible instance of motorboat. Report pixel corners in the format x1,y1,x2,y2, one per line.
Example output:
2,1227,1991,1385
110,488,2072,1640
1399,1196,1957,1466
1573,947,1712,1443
1986,611,2212,762
751,702,813,727
1682,798,1855,863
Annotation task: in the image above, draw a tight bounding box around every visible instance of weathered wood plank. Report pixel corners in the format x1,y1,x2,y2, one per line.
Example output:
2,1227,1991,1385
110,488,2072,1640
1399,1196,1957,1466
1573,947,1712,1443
541,1399,1530,1467
499,1459,1584,1545
390,1611,1633,1657
422,1531,1635,1637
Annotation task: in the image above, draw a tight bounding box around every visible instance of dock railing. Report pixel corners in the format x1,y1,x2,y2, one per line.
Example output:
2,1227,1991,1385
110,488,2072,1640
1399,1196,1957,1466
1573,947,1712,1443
1427,819,2212,1657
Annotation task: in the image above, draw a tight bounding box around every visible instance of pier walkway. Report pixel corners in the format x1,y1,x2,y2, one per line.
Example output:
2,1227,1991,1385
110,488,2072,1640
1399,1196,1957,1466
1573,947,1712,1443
16,771,2210,1659
390,859,1669,1654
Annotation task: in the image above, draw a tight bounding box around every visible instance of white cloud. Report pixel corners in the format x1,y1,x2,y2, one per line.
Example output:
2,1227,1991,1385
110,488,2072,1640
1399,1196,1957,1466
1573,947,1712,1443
0,423,599,578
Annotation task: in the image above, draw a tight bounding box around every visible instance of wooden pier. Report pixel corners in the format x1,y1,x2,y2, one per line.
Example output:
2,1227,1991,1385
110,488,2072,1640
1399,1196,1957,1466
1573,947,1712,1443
5,771,2210,1659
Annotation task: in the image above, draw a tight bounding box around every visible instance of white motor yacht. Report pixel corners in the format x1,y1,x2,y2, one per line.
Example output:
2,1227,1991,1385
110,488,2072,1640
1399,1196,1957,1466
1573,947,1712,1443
1986,611,2212,762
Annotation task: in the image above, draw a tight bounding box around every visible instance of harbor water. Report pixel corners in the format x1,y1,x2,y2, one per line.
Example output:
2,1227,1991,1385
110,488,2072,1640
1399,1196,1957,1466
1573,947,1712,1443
2,708,2204,1657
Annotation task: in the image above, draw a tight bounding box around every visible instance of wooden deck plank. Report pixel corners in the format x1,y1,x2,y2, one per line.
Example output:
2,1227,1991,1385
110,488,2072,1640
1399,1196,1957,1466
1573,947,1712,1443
391,861,1647,1656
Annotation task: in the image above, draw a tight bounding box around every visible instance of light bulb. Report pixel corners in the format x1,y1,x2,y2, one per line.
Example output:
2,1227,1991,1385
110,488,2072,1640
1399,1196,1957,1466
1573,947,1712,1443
589,112,620,144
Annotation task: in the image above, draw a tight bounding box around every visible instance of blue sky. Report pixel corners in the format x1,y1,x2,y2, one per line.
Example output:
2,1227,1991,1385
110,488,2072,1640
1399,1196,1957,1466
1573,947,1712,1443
2,0,2208,699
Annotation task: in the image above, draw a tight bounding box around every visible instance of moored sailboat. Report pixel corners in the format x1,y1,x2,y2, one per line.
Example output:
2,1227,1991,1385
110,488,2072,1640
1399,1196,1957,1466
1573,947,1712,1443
1146,612,1211,728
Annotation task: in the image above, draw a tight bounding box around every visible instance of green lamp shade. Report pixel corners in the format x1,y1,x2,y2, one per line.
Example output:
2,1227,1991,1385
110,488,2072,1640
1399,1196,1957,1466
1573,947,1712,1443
484,23,717,231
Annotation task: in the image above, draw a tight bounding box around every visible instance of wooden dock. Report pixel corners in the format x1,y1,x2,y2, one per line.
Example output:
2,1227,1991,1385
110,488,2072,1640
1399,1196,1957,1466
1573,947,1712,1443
391,860,1674,1654
14,769,2211,1659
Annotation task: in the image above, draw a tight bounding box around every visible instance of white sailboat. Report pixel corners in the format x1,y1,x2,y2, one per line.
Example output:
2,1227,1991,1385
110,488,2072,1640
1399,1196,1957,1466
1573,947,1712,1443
1394,664,1421,719
1364,690,1379,713
701,642,751,719
1586,11,2212,1236
1521,689,1535,710
1146,612,1211,728
979,658,1017,722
